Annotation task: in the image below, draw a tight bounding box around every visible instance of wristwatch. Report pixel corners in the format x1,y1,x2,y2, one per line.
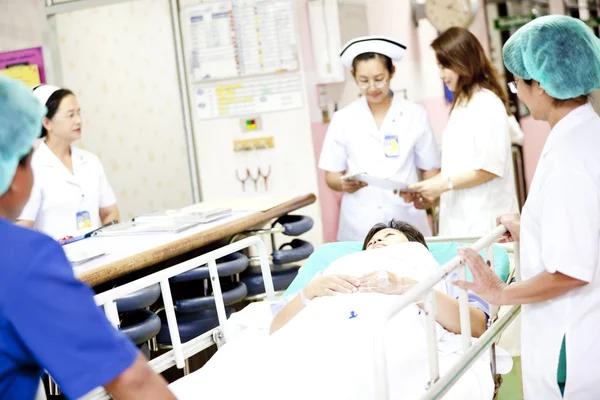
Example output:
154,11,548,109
447,176,454,191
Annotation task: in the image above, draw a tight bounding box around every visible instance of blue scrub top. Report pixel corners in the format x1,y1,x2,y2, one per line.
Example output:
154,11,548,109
0,219,139,399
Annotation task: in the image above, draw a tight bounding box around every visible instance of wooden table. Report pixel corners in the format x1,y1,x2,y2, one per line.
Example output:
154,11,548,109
71,194,316,287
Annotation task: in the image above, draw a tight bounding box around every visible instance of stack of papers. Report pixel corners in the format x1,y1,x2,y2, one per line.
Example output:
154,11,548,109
341,172,415,192
95,220,202,237
133,207,232,224
63,246,107,266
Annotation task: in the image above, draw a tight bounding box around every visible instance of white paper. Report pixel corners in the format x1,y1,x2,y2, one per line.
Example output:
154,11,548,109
341,172,415,192
63,244,107,266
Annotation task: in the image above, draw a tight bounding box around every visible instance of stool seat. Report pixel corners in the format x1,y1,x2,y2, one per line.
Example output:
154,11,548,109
272,239,313,265
156,308,235,344
175,282,247,313
170,252,249,283
276,215,314,236
119,309,161,345
242,267,299,296
116,283,161,313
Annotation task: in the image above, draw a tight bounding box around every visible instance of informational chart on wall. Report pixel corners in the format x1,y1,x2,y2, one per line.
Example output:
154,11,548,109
0,47,46,88
194,74,302,119
182,0,299,82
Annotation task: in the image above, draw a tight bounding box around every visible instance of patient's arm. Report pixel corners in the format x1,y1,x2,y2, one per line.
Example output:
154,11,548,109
270,274,359,335
358,272,487,337
270,295,305,335
431,291,487,338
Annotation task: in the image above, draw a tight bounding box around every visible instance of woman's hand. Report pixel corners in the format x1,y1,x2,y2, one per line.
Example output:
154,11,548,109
496,213,521,243
340,178,367,194
453,247,507,305
394,191,437,210
357,271,417,295
304,275,359,300
408,175,447,199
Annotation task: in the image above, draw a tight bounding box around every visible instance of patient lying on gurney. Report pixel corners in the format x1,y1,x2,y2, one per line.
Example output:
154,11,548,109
169,220,509,400
270,220,489,338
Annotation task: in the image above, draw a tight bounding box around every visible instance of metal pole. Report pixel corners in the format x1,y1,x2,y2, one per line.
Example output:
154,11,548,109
168,0,202,203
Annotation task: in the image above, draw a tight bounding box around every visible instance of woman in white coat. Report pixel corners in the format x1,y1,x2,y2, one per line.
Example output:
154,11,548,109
319,36,441,241
456,16,600,399
17,85,119,239
403,28,519,237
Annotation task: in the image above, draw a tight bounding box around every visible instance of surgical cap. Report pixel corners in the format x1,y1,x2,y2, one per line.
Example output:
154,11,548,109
503,15,600,100
0,75,46,196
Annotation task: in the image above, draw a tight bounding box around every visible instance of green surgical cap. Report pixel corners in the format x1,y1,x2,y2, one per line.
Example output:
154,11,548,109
503,15,600,100
0,75,46,196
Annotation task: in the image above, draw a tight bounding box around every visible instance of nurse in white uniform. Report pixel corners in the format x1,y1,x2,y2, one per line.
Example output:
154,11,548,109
404,28,518,237
456,16,600,399
17,85,119,239
319,36,441,241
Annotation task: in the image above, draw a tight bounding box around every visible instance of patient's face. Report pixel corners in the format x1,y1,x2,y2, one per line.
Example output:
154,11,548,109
365,228,409,250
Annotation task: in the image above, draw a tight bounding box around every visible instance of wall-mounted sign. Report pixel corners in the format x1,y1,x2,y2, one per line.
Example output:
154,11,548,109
0,47,46,87
494,15,536,31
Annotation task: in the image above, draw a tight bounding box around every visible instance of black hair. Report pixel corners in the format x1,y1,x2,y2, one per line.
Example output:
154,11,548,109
522,79,589,107
352,52,393,74
18,150,33,167
362,219,428,250
39,88,74,138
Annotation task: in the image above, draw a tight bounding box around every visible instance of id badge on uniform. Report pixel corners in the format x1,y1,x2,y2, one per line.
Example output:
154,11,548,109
76,211,92,230
383,135,400,158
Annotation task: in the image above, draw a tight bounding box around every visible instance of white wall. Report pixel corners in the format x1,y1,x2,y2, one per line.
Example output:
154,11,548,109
0,0,42,52
52,0,194,219
176,0,324,246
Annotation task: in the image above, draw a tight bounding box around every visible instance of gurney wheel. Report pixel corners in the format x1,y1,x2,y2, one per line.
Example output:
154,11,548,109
492,374,503,400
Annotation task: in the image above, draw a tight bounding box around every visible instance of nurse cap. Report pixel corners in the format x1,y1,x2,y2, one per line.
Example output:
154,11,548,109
340,35,407,69
32,84,61,107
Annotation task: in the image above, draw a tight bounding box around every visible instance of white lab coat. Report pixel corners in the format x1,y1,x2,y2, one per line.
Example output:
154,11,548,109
319,93,440,241
439,89,519,237
519,104,600,400
19,141,117,239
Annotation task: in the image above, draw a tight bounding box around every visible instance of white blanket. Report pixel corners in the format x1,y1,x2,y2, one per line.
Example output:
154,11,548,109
170,243,511,399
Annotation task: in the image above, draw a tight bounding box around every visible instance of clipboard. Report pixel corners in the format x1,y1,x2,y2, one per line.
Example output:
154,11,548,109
341,172,416,192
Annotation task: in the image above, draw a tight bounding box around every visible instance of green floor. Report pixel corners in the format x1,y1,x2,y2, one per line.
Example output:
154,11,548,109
498,357,523,400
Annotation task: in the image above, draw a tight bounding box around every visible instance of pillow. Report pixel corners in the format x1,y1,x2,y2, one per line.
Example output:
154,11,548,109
283,241,510,297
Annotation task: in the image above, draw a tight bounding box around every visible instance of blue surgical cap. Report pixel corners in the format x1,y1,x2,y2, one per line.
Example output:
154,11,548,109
503,15,600,100
0,75,46,196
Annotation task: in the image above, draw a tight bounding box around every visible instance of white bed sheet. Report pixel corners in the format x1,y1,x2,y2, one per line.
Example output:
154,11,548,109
169,243,513,399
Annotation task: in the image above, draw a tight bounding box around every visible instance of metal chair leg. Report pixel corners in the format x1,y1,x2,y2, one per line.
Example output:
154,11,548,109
149,336,159,352
184,358,191,376
48,375,61,396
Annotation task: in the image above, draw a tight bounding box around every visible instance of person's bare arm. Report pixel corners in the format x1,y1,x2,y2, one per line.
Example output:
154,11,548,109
104,354,175,400
325,171,367,193
99,204,120,225
420,169,440,181
15,220,34,228
428,291,487,338
358,272,487,337
455,248,588,306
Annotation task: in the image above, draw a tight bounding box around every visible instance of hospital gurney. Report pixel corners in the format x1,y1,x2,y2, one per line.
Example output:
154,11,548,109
80,228,519,399
374,227,521,400
79,236,276,400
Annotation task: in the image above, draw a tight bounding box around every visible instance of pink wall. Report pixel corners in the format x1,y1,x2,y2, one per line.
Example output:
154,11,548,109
311,122,342,243
520,116,551,191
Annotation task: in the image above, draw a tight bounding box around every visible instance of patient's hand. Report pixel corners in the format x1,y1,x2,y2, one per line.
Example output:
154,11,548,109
357,271,417,295
304,275,360,300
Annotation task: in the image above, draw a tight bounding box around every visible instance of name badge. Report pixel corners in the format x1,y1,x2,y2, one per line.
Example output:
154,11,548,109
76,211,92,230
383,135,400,158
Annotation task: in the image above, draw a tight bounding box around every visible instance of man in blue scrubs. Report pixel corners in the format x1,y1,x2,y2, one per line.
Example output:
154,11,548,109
0,76,175,399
